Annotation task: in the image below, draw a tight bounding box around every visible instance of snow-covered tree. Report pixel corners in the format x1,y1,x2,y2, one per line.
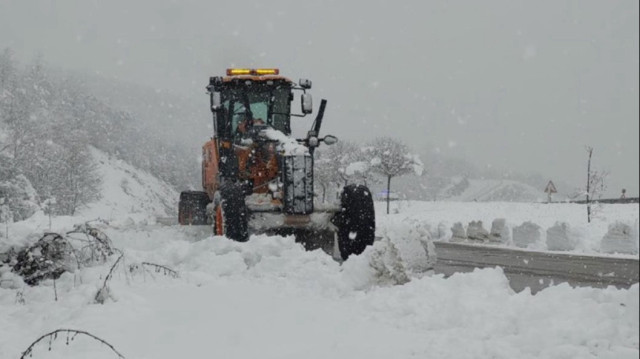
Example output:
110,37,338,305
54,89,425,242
0,197,12,239
315,139,380,202
584,146,607,223
0,51,104,218
55,138,101,215
365,137,423,214
0,174,38,221
314,148,338,202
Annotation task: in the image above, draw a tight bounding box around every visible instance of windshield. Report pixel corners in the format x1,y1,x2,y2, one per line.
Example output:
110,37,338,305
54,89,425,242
220,85,291,138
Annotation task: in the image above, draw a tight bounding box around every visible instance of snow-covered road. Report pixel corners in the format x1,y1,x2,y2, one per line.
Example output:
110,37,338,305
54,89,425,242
434,241,639,293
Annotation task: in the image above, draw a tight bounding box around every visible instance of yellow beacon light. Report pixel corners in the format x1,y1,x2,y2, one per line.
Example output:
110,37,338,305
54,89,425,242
226,68,252,76
226,68,279,76
254,68,279,75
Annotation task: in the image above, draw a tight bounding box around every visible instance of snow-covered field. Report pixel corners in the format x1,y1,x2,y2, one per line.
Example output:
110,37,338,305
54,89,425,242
1,158,638,358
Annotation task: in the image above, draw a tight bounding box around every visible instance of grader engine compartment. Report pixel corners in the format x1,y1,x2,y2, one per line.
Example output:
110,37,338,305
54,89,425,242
178,68,376,260
280,154,314,215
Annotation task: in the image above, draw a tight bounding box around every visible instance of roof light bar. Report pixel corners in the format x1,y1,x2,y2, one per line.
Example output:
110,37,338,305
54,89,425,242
254,68,279,75
226,68,280,76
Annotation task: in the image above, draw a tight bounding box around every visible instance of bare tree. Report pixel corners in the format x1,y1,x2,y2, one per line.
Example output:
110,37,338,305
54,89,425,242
365,137,423,214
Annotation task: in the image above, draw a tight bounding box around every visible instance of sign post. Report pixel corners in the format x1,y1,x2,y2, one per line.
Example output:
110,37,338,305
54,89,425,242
544,180,557,203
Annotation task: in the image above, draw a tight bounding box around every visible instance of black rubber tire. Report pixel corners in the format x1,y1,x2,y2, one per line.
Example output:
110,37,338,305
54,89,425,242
333,184,376,260
220,182,249,242
178,191,210,225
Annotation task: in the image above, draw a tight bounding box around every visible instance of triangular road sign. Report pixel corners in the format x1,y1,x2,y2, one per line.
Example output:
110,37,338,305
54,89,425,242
544,180,557,194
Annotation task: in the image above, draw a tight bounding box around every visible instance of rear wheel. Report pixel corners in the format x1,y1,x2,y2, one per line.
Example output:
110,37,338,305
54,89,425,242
178,191,210,225
214,183,249,241
332,184,376,260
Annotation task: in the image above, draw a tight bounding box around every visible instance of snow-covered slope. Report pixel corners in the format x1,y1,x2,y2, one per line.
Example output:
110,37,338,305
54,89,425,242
378,175,550,202
81,148,178,221
1,148,178,252
442,178,546,202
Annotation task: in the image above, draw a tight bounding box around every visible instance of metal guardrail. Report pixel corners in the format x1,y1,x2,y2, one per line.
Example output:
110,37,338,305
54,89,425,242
567,197,639,204
434,241,639,293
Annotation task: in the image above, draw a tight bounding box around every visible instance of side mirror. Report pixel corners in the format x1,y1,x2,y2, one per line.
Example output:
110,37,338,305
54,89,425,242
301,93,313,114
211,92,222,111
322,135,338,145
299,79,312,89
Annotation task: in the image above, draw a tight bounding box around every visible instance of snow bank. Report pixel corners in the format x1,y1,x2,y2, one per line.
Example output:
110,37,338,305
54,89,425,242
343,218,436,290
1,222,637,358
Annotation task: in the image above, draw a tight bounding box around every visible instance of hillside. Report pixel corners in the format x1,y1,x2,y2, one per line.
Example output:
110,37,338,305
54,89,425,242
442,178,545,202
0,148,178,252
372,174,550,203
80,148,178,221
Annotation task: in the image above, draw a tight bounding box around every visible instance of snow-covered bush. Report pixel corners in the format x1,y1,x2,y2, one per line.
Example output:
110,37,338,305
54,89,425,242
490,218,510,244
4,221,117,286
0,174,38,221
66,221,115,266
512,221,542,248
467,220,490,242
546,222,579,251
601,222,638,255
450,222,466,242
11,233,76,285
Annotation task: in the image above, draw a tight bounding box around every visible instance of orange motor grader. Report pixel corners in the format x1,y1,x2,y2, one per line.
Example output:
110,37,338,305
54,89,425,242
178,68,375,260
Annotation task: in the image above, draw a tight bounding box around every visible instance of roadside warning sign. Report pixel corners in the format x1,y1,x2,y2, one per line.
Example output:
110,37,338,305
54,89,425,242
544,181,557,194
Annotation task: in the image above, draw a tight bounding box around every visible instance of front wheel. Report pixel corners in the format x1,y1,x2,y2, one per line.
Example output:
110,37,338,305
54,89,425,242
332,184,376,260
214,183,249,242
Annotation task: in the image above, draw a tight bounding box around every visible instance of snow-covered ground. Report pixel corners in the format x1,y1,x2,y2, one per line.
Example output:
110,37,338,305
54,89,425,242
1,157,638,358
1,223,638,359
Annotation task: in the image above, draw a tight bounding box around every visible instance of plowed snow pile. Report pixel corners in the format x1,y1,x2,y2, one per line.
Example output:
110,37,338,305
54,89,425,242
1,223,638,359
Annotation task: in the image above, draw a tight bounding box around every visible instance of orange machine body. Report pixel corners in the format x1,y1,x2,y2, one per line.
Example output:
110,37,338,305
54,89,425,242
202,138,280,200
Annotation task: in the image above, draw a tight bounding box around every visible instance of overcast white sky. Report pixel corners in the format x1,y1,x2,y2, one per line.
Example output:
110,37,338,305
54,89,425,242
1,0,638,196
